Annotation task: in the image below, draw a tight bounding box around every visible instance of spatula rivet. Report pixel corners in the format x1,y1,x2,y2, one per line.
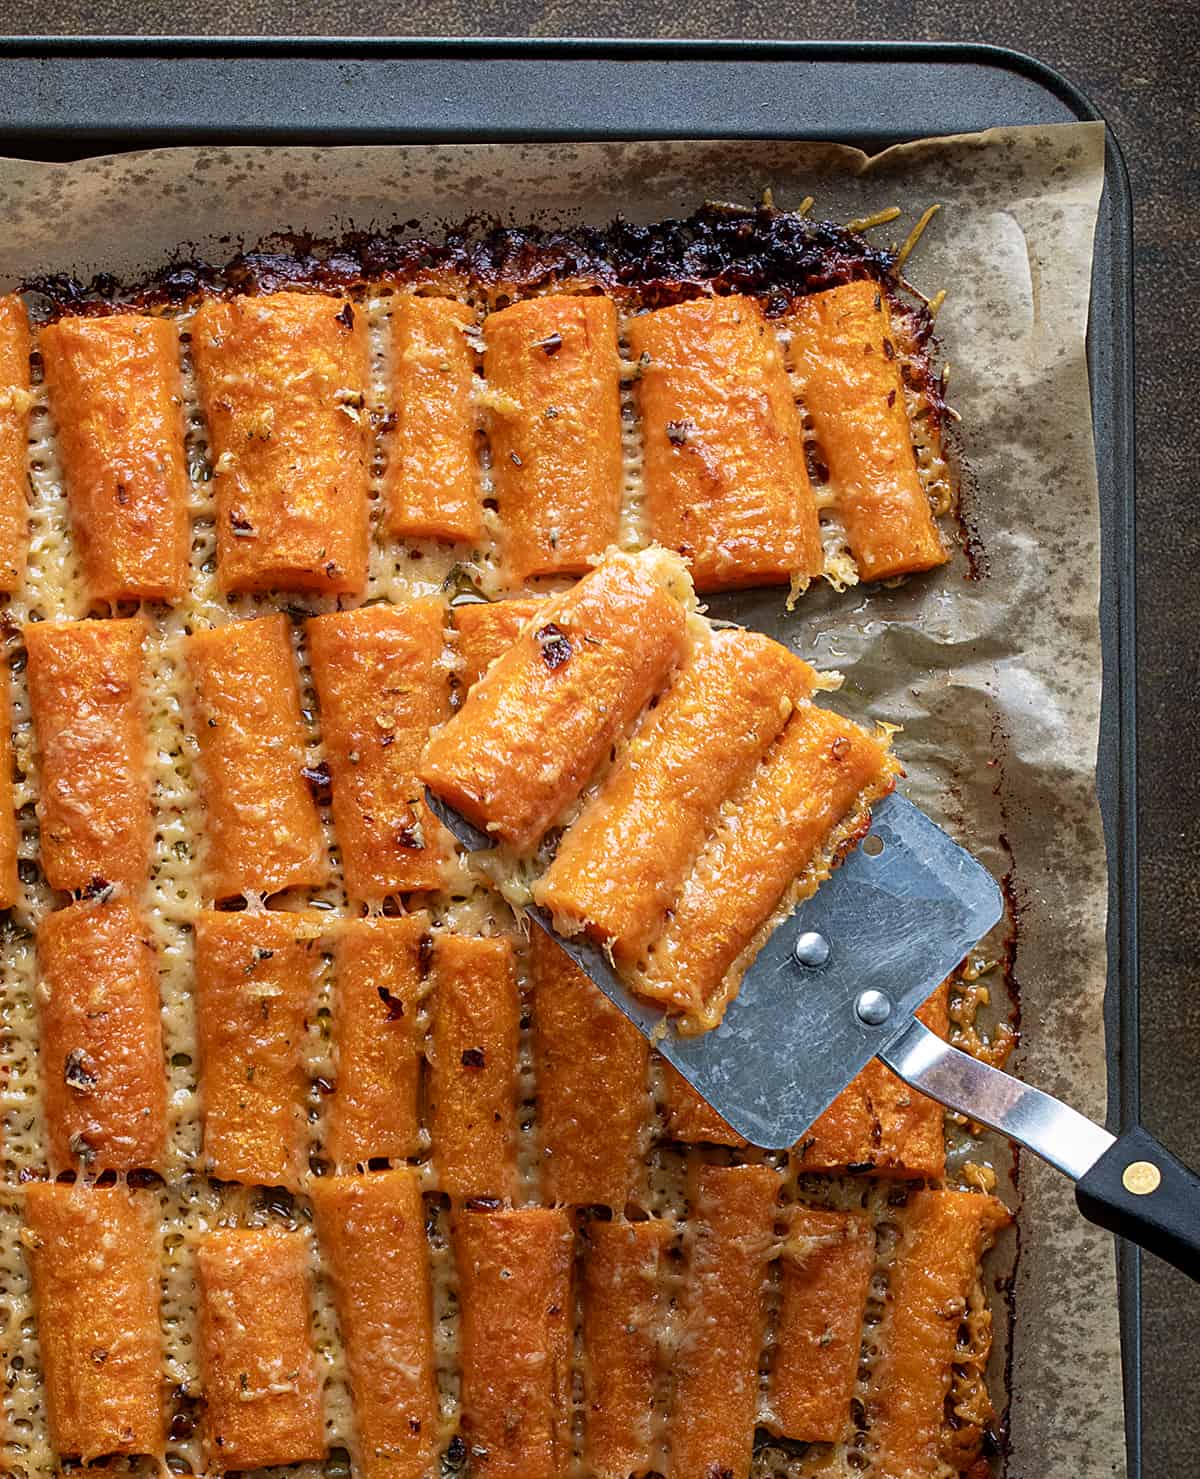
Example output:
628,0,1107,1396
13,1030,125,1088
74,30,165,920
793,931,831,968
855,989,892,1026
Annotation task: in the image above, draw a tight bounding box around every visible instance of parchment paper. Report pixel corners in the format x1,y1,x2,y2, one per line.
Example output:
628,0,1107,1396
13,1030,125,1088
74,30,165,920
0,123,1118,1477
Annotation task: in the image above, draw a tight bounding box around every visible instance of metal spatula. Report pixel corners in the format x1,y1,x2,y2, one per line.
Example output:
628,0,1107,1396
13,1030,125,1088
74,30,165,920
429,786,1200,1279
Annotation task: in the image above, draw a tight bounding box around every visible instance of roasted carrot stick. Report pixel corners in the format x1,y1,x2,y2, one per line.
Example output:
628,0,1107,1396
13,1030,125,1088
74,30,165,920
455,1205,574,1478
308,599,451,901
483,294,623,583
428,932,520,1201
420,548,690,851
769,1208,875,1442
192,291,370,595
453,597,540,691
193,909,320,1190
667,1164,779,1479
187,614,326,899
40,312,190,603
196,1227,326,1472
532,928,649,1207
24,616,149,892
310,1171,438,1479
795,985,949,1178
37,896,165,1173
868,1190,1011,1476
634,700,895,1029
386,296,482,543
628,294,822,592
326,914,429,1169
535,629,815,963
23,1181,163,1461
788,280,948,581
0,295,31,591
0,663,20,908
581,1217,673,1479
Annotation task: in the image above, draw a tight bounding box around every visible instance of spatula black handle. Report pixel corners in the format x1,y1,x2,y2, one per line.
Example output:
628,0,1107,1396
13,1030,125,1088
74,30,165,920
1074,1125,1200,1278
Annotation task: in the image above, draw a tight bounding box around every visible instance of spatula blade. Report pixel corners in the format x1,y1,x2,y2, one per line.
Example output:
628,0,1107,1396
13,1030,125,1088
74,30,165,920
429,789,1004,1149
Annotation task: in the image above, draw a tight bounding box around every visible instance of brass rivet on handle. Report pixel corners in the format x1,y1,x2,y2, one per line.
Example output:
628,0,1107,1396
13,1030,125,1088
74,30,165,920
1122,1160,1161,1196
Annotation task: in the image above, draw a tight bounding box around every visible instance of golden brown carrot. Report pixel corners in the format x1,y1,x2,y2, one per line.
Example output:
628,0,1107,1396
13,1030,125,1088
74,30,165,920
196,1228,326,1472
0,295,31,591
421,548,690,851
667,1164,779,1479
868,1191,1011,1477
386,296,482,542
455,1205,574,1478
310,1171,438,1479
0,664,20,908
634,700,896,1029
453,597,540,691
25,616,149,893
194,909,320,1189
23,1181,163,1461
581,1218,673,1479
307,599,451,901
532,929,649,1207
187,614,326,899
326,915,429,1169
428,933,520,1201
37,896,166,1173
795,985,949,1177
628,294,822,592
535,629,815,963
769,1208,875,1442
483,294,623,583
39,313,189,602
788,280,948,581
660,1061,747,1148
192,291,370,595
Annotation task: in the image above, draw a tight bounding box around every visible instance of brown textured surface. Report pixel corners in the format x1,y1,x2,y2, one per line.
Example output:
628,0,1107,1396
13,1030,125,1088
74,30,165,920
10,5,1199,1474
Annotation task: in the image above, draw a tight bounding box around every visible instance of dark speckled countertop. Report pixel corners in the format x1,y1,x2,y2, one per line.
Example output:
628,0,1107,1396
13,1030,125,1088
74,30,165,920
8,3,1199,1474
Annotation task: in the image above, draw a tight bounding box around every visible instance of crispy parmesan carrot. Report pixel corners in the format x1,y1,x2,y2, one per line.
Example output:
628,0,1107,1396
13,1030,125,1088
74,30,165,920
428,933,520,1201
192,291,370,595
0,664,19,908
660,1061,747,1148
536,629,815,963
326,915,429,1169
421,549,690,850
788,280,947,581
581,1217,673,1479
194,909,320,1189
796,985,949,1177
869,1190,1011,1477
310,1171,438,1479
628,295,822,592
455,1205,574,1478
531,928,649,1207
39,313,189,603
308,599,451,900
25,616,149,892
667,1164,779,1479
23,1182,163,1461
0,295,31,591
483,294,623,583
196,1228,326,1472
386,296,482,542
769,1208,875,1442
37,896,165,1173
634,700,896,1029
453,597,540,691
187,614,326,899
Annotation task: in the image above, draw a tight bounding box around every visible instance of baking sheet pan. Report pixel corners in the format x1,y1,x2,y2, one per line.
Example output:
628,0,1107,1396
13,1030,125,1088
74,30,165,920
0,36,1139,1478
